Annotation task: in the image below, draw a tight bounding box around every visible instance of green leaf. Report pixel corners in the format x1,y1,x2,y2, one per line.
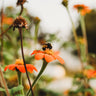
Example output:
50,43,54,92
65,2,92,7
10,85,23,94
15,95,24,96
62,42,77,50
84,65,94,70
84,88,95,95
0,87,6,92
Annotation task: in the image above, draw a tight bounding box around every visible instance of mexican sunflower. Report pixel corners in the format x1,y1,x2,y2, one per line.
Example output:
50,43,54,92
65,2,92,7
4,59,37,73
31,49,65,64
84,70,96,79
73,4,91,15
2,15,14,25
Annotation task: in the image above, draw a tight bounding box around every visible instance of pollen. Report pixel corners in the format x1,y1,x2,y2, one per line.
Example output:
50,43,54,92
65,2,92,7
15,59,24,65
44,49,53,55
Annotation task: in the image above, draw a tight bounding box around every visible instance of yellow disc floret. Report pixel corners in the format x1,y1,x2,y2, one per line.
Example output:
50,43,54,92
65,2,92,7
15,59,24,65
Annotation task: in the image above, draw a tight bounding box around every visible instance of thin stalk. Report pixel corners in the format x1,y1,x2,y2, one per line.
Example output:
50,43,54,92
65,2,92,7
67,8,84,70
34,23,39,43
17,71,24,95
80,15,88,63
0,5,4,65
19,28,34,96
19,4,24,16
27,60,48,96
0,66,10,96
0,25,13,37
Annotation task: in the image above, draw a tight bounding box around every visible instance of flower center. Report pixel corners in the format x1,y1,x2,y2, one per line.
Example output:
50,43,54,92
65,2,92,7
15,59,24,65
44,49,53,55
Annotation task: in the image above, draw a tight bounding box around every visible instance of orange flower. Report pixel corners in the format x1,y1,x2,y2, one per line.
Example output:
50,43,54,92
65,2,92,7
4,59,38,73
84,69,96,79
78,38,86,44
73,4,91,15
2,15,14,25
31,49,65,64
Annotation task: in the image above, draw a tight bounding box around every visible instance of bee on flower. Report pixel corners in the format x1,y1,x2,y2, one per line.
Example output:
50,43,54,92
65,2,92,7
31,43,65,64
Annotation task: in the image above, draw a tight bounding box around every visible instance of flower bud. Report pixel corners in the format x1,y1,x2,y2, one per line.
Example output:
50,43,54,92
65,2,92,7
62,0,68,8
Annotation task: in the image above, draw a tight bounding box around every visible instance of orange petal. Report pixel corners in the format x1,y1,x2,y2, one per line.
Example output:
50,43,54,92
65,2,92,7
54,51,60,55
4,66,9,71
53,55,65,64
35,53,44,60
31,50,43,55
8,64,17,71
81,10,86,16
26,64,38,73
17,65,26,73
44,54,55,63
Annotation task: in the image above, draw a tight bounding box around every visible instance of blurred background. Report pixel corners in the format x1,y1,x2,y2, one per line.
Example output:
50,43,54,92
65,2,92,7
1,0,96,96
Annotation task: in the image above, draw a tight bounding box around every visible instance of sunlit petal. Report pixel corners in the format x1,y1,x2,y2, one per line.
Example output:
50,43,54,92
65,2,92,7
35,53,44,60
45,54,55,63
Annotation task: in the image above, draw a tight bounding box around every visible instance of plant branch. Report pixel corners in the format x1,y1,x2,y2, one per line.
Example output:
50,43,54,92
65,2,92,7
0,6,4,65
67,8,84,70
0,66,10,96
19,4,24,16
19,28,34,96
80,15,88,64
0,25,13,38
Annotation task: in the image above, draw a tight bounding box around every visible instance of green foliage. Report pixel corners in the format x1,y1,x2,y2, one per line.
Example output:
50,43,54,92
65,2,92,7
0,85,23,96
62,41,77,50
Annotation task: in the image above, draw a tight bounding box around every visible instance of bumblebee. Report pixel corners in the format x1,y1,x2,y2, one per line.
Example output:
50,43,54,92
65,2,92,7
42,43,52,51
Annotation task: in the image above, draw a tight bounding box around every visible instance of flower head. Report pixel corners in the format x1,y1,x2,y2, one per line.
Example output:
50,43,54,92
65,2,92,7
2,15,14,25
62,0,68,8
73,4,91,15
33,17,40,24
84,69,96,79
78,38,86,44
31,43,65,64
17,0,27,6
13,16,28,31
4,59,38,73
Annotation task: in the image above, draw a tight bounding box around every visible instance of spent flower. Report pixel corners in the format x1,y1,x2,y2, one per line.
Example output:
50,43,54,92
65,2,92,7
17,0,27,6
62,0,68,8
13,16,28,30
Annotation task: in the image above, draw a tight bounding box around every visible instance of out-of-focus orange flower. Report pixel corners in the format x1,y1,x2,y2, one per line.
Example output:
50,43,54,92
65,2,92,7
84,69,96,79
78,38,86,44
4,59,38,73
64,90,69,95
31,49,65,64
73,4,91,15
2,15,14,25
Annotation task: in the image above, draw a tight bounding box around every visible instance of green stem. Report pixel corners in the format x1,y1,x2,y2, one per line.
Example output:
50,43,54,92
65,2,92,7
0,66,10,96
67,8,83,69
17,71,24,95
34,23,39,43
80,15,88,63
27,60,48,96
